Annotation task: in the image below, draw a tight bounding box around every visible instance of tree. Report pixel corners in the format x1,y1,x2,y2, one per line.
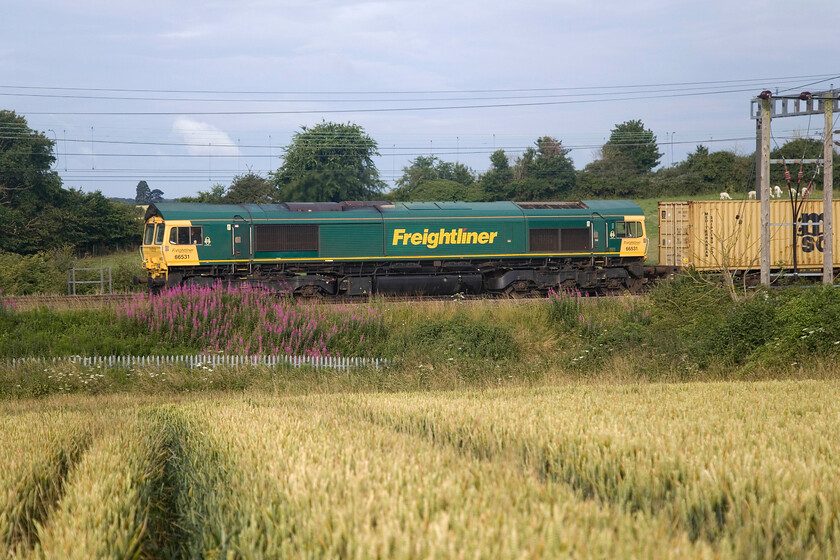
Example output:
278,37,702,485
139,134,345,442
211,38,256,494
603,119,662,174
770,137,839,190
0,110,63,253
147,188,164,204
502,137,576,201
678,145,752,194
577,151,649,198
0,110,140,254
135,180,151,204
391,156,478,200
226,172,275,204
179,184,227,203
480,149,514,200
272,121,385,202
395,179,485,202
0,110,62,210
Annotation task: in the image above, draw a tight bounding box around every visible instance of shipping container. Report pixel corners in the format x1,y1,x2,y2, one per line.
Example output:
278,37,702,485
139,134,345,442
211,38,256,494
659,200,837,271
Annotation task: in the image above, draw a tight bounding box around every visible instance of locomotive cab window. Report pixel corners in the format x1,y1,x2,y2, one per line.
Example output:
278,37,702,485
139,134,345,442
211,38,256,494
615,221,642,239
169,226,203,245
154,223,165,245
143,224,155,245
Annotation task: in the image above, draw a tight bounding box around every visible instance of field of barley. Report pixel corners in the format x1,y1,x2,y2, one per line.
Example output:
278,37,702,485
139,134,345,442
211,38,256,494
1,380,838,559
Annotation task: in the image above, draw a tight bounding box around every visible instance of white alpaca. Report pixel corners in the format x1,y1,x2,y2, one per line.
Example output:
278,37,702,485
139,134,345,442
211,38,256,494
773,185,783,198
748,191,756,199
720,192,732,200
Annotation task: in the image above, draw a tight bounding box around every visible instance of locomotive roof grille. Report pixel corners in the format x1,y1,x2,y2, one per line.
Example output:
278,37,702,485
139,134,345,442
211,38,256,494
515,202,588,210
282,201,393,212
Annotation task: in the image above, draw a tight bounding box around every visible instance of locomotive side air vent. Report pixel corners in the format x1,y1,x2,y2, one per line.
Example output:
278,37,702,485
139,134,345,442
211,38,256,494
254,224,319,252
516,202,588,210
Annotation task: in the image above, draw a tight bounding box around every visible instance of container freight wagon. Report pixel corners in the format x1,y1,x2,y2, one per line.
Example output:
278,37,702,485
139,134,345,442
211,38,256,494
141,200,649,296
659,200,839,273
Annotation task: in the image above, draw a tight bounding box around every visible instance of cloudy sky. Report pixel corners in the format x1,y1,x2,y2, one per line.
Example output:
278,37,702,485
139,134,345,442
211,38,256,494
2,0,839,198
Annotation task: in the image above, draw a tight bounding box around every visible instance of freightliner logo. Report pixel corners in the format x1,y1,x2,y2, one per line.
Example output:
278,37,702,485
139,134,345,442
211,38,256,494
392,228,499,249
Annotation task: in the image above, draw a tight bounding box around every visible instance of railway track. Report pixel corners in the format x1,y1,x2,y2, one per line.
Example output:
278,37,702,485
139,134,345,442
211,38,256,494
4,288,639,311
3,294,135,311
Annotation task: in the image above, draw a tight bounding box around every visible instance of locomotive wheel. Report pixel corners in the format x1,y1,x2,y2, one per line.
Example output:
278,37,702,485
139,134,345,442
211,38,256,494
505,280,532,299
297,285,324,298
625,278,645,294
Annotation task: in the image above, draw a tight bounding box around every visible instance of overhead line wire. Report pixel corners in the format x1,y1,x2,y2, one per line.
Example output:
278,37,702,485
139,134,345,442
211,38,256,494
2,73,837,95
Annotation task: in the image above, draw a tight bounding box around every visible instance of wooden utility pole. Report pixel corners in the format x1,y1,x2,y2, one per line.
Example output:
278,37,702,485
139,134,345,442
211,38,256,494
751,89,838,286
760,95,771,285
824,89,835,284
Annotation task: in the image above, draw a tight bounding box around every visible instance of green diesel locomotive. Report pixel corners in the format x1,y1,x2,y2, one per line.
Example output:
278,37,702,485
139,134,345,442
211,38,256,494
141,200,648,296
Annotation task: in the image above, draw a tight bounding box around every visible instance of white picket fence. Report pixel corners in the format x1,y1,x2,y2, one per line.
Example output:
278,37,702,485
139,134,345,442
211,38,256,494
4,354,389,371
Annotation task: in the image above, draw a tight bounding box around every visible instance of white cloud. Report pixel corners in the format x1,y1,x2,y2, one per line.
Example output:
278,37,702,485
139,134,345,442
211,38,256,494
172,118,241,157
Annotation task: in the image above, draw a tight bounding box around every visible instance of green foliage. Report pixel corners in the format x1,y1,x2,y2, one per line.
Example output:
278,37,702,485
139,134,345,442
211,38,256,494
0,308,166,357
225,172,274,203
576,152,651,198
394,156,476,190
0,246,142,296
405,313,519,361
0,110,61,210
770,137,839,190
767,287,840,358
672,145,753,195
272,121,385,202
547,288,583,328
135,180,151,204
479,149,514,200
603,119,663,174
480,137,576,201
392,178,486,202
179,183,228,203
180,173,274,204
0,110,141,255
391,156,479,201
703,296,776,364
0,248,74,295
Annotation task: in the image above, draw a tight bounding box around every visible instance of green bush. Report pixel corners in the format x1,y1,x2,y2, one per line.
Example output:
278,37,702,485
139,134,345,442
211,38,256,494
0,249,74,295
406,313,519,361
702,297,776,365
762,287,840,360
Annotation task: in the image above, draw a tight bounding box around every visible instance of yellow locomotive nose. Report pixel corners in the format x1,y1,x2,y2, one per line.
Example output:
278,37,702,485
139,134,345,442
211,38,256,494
141,218,168,280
